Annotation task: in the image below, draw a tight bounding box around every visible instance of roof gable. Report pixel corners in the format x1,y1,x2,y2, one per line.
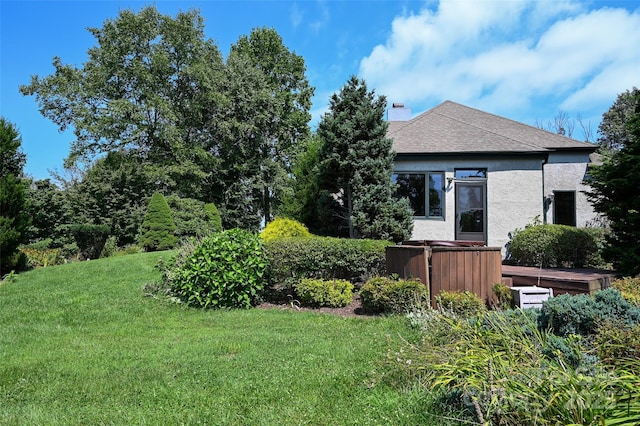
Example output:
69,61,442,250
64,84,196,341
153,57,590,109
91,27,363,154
389,101,596,155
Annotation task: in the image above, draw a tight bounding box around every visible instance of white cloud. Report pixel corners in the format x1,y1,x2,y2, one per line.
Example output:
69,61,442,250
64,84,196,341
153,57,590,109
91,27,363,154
359,0,640,124
290,3,303,28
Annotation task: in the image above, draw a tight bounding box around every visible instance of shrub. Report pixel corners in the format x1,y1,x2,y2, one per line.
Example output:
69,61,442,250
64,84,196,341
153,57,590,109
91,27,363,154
264,236,391,291
491,282,513,310
294,278,353,308
436,290,486,317
508,224,602,268
139,192,177,251
360,276,429,314
167,229,267,309
18,246,65,267
539,289,640,337
595,320,640,364
260,217,312,241
68,224,110,260
167,196,221,240
204,203,223,233
611,276,640,306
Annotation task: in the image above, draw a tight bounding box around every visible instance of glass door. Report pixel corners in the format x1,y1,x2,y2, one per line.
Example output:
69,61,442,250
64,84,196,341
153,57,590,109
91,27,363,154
455,182,486,242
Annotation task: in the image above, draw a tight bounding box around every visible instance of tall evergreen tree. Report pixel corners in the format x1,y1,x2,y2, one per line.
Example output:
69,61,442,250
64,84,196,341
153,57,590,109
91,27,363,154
139,192,177,252
316,76,413,242
587,90,640,276
598,87,640,152
0,118,29,274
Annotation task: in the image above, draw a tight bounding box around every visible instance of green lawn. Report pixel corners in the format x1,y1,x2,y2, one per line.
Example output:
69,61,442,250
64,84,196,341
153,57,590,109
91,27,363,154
0,252,444,425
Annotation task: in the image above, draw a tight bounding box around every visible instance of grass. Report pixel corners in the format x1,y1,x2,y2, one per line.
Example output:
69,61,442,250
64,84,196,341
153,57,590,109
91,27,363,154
0,252,457,425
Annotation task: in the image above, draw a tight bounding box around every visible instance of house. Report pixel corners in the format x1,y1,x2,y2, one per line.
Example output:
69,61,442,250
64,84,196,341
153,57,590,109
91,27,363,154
388,101,600,254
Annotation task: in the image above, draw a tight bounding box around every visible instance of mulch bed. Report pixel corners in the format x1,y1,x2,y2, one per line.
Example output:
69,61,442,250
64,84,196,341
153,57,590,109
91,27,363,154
256,294,376,318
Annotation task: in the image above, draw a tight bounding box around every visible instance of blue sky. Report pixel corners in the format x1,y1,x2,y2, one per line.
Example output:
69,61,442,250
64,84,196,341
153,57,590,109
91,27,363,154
2,0,639,180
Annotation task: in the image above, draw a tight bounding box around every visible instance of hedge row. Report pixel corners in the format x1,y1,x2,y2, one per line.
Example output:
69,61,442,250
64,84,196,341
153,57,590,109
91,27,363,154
264,236,392,290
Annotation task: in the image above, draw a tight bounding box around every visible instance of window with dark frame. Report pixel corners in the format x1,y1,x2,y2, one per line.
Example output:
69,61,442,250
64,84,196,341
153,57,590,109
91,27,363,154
393,172,444,218
553,191,576,226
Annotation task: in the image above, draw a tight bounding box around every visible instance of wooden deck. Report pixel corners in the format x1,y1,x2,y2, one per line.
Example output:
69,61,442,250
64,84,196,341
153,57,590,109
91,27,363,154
501,265,618,296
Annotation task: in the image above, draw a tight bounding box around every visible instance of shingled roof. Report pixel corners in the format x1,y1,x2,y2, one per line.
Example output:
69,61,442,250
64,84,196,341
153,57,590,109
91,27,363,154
388,101,596,155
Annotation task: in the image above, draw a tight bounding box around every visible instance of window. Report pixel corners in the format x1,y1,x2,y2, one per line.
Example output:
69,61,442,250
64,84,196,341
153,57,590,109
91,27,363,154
455,168,487,179
553,191,576,226
393,172,444,218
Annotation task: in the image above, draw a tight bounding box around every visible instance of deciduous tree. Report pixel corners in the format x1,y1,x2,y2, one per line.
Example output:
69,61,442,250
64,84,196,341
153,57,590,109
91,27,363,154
598,87,640,152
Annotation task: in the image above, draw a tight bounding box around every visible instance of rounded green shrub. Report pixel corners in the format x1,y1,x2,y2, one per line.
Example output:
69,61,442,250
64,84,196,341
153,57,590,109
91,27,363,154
169,229,267,309
260,217,312,241
360,276,429,314
538,289,640,337
436,290,486,317
294,278,353,308
508,224,602,268
68,223,110,260
139,192,177,252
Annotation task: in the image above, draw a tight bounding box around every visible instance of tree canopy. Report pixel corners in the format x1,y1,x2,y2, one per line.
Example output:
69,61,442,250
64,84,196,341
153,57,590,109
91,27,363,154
587,89,640,276
598,87,640,152
0,118,29,273
316,76,413,242
20,7,314,231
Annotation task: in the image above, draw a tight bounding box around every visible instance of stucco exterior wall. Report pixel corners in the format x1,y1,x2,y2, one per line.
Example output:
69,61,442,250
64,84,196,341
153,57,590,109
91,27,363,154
394,153,597,255
544,152,601,227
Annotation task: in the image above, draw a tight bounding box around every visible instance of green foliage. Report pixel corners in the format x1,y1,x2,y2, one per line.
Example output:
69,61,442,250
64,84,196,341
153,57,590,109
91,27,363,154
598,87,639,152
260,217,312,242
587,89,640,276
139,192,177,252
294,278,353,308
18,246,65,268
360,276,429,314
0,118,29,274
167,229,267,309
611,276,640,306
264,236,391,291
62,151,151,246
316,76,413,241
508,223,602,268
436,290,486,317
595,320,640,364
399,309,638,426
167,195,221,240
491,282,513,310
68,224,110,260
539,289,640,337
204,203,223,232
24,178,74,249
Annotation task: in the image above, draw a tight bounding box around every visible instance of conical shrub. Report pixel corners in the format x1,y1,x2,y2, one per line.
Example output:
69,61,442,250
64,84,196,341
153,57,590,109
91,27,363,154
139,192,177,251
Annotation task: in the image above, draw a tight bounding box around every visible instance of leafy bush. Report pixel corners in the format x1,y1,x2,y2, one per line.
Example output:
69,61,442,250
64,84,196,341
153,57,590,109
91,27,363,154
360,276,429,314
166,229,267,309
18,246,65,268
294,278,353,308
611,276,640,306
167,196,221,240
260,217,312,241
138,192,177,252
436,290,486,317
508,224,602,268
491,282,513,310
539,289,640,337
264,236,391,291
68,224,110,260
595,320,640,364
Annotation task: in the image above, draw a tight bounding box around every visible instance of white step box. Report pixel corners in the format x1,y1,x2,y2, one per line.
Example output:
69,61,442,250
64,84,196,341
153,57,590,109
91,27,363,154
510,286,553,309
